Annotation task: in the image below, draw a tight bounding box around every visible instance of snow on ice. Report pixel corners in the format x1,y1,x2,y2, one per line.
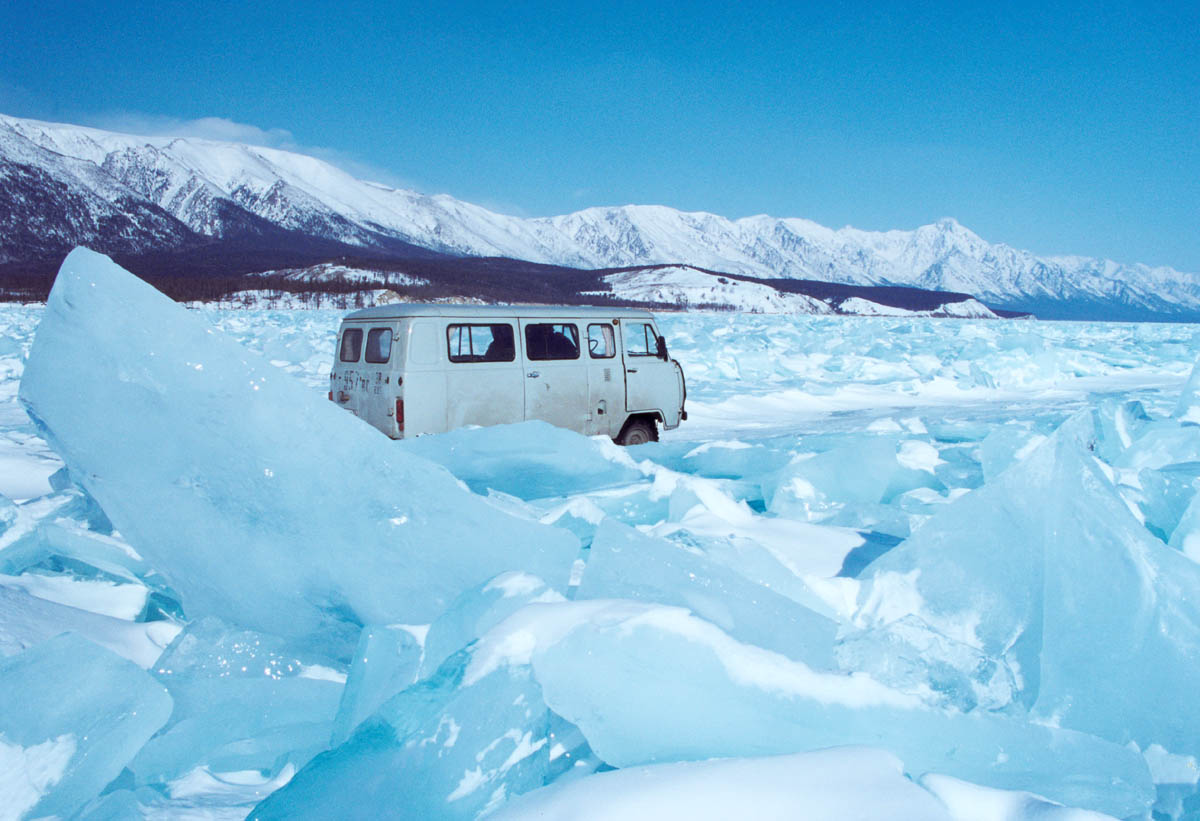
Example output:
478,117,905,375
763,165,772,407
3,249,1200,817
491,747,1116,821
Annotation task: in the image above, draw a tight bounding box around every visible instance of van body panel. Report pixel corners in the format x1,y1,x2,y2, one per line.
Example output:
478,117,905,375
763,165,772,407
401,368,443,438
329,304,686,442
519,318,589,432
406,320,441,366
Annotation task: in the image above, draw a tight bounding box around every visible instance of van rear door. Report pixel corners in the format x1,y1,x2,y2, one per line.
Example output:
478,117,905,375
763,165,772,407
333,321,402,434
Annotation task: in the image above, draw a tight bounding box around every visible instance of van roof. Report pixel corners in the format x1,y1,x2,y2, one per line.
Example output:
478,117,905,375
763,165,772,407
343,303,659,321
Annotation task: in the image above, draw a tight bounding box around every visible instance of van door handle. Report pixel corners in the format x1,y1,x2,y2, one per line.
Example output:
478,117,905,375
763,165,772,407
527,371,539,378
626,368,638,374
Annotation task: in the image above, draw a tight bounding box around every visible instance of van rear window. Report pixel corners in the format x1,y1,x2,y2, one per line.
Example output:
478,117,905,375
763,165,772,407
339,328,363,362
525,324,580,361
447,324,516,363
365,328,393,363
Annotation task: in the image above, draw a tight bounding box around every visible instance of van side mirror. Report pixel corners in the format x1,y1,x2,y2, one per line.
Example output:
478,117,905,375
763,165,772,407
656,336,668,360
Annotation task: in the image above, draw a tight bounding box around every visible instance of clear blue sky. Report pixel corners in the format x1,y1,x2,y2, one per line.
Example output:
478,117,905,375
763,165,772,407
2,0,1197,270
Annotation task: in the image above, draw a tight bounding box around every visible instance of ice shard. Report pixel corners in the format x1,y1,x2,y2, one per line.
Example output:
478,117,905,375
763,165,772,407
484,601,1151,817
250,647,553,820
576,518,837,668
129,618,343,784
0,632,172,819
853,410,1200,760
456,600,1152,817
18,249,579,645
419,571,564,679
763,436,943,526
1137,462,1200,545
1174,357,1200,424
330,624,421,746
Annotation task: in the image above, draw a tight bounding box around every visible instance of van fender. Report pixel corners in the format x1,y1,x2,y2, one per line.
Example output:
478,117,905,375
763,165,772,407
615,412,661,445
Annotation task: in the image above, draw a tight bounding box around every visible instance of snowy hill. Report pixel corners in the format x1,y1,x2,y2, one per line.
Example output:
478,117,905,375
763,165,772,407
2,113,1197,318
585,265,1001,318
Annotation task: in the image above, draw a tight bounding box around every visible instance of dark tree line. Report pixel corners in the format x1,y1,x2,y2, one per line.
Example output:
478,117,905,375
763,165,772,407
0,247,1018,316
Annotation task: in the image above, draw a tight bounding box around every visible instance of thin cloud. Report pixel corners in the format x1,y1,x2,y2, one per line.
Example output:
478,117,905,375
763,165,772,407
80,111,422,192
84,112,296,147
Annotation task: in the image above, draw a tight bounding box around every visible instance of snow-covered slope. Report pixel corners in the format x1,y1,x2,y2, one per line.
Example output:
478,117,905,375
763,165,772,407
839,296,999,319
590,266,834,314
2,113,1196,316
0,121,195,263
589,266,999,317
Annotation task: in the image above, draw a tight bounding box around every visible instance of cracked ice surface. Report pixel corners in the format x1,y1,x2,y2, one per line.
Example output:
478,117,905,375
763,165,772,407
4,250,1200,818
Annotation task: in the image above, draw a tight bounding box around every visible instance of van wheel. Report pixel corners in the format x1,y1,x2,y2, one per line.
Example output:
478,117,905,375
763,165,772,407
617,418,658,446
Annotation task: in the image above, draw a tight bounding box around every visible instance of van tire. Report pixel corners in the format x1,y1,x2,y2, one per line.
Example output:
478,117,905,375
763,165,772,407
616,417,658,446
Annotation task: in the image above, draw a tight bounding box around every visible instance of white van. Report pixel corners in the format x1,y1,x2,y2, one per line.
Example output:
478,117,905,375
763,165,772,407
329,304,687,444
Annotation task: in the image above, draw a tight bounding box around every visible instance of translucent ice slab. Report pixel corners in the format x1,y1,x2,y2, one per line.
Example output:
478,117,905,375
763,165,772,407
19,249,579,646
1137,461,1200,544
1174,357,1200,424
251,647,552,820
854,410,1200,761
129,617,343,784
0,632,172,819
764,436,943,525
649,469,865,579
489,601,1151,817
577,519,837,668
330,624,421,746
420,571,564,679
978,423,1045,483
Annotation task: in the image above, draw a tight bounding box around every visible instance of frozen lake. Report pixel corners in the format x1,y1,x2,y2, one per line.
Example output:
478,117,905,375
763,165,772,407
4,255,1200,820
7,304,1194,521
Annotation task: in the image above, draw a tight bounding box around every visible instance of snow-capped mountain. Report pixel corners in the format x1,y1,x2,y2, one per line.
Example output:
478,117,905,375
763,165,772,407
2,113,1196,317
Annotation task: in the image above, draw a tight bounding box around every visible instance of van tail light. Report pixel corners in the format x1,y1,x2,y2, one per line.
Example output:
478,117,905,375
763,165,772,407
395,399,405,430
328,391,333,401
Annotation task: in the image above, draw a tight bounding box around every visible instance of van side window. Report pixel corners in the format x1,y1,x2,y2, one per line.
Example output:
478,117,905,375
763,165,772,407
625,322,657,357
447,324,516,363
339,328,363,362
525,323,580,361
587,324,615,359
365,328,393,363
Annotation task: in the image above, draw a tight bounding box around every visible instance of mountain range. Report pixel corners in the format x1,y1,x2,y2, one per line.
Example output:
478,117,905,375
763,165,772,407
1,113,1195,319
